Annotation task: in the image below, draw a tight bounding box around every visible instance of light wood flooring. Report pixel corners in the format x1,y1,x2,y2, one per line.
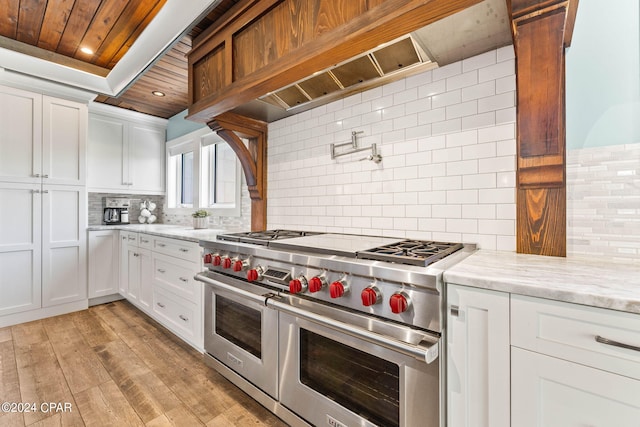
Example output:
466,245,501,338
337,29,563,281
0,300,288,427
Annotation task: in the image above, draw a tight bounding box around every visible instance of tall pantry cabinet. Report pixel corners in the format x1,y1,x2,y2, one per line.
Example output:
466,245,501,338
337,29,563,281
0,85,87,324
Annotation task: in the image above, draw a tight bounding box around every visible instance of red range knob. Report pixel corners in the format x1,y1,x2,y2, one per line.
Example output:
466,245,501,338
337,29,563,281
233,260,246,272
361,287,380,306
390,293,409,314
289,279,303,294
203,253,213,264
222,257,232,269
329,281,346,298
213,255,222,266
308,277,325,293
247,269,260,282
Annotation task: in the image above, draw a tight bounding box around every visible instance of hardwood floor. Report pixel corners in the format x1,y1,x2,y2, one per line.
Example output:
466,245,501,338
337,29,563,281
0,301,288,427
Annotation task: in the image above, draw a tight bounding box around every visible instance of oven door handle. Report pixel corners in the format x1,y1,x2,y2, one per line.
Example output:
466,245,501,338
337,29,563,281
195,272,272,306
267,297,439,365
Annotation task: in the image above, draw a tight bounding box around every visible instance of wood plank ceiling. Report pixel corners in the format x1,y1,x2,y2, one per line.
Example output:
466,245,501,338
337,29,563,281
0,0,239,119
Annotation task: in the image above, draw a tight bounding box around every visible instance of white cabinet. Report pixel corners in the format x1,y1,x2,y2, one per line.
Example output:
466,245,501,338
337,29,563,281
446,284,511,427
0,85,86,186
87,105,166,194
511,295,640,427
88,230,120,298
0,182,42,316
0,85,87,323
119,231,152,313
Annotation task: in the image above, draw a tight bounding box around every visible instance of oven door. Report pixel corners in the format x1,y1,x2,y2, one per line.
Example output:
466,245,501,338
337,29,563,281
275,298,441,427
199,272,279,399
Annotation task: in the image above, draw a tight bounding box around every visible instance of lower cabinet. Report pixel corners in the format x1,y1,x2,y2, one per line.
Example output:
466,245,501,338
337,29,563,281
446,284,510,427
87,230,119,298
115,231,203,350
446,285,640,427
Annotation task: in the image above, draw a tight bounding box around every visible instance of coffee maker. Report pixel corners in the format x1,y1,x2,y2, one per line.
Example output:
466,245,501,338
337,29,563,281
103,198,130,225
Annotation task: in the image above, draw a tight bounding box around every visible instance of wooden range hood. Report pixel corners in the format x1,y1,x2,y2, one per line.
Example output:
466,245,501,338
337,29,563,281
186,0,579,257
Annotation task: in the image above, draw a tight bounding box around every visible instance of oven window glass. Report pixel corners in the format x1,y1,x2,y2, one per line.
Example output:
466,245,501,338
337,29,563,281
215,295,261,358
300,329,400,427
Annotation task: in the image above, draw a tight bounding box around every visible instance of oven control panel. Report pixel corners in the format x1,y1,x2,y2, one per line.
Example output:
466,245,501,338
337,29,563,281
202,248,440,330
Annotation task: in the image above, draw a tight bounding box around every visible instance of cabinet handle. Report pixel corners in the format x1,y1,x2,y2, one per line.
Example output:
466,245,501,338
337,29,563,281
42,190,49,194
133,253,139,257
122,236,127,240
128,236,136,241
157,302,165,308
33,173,41,178
179,248,189,253
141,239,149,243
157,269,166,273
450,305,460,317
179,277,188,282
32,189,41,194
42,174,49,178
179,315,188,322
157,243,166,247
595,335,640,353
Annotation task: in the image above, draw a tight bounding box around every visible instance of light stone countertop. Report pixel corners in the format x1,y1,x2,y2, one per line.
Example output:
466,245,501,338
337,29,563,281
87,224,245,243
443,250,640,314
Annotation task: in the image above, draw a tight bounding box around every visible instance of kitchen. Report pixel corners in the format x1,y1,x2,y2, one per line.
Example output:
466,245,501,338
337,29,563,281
0,0,639,426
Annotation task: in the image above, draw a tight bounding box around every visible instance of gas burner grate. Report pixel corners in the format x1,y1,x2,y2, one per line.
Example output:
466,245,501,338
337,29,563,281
357,240,464,267
217,229,324,245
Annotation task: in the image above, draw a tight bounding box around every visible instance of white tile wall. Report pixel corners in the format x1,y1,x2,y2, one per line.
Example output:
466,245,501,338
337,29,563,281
567,143,640,260
267,46,517,250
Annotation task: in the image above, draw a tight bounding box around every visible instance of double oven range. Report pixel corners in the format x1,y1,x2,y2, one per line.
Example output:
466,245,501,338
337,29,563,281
194,230,474,427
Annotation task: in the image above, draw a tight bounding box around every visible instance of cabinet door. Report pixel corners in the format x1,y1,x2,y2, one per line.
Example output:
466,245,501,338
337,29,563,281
42,97,87,186
128,123,165,193
137,248,153,312
41,185,87,307
87,114,128,191
0,182,42,315
88,230,119,298
126,246,140,302
446,284,510,427
0,86,42,184
512,347,640,427
119,232,130,296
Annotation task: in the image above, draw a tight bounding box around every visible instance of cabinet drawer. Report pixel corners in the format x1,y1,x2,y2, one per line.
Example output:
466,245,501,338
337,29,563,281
152,288,198,342
152,253,198,302
138,234,153,249
121,231,139,246
152,236,199,262
511,295,640,379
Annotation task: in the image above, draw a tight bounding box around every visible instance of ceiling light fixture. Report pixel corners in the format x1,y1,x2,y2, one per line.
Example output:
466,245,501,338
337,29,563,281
80,47,94,55
152,91,166,97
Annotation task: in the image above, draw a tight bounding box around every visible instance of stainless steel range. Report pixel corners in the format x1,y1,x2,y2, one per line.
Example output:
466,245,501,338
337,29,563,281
195,230,475,427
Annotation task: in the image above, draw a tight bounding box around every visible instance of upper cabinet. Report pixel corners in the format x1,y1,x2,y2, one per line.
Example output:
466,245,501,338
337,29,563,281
87,104,167,195
0,85,87,186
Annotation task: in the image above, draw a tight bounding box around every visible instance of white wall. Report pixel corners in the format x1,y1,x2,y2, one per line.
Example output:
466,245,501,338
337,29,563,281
267,46,516,251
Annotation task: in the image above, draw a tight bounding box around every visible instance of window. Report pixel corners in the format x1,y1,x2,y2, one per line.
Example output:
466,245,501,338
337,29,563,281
166,128,241,215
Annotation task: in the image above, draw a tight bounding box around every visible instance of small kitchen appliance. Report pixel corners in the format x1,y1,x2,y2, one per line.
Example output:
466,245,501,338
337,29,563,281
103,198,131,225
195,230,475,427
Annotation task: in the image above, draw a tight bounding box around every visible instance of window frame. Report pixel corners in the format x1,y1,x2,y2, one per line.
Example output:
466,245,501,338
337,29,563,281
165,127,241,217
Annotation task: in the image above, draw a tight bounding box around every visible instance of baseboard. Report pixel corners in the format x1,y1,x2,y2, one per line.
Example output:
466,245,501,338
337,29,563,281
0,300,89,328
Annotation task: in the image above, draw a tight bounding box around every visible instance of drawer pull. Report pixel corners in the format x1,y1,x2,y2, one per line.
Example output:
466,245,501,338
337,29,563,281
128,237,136,241
179,277,188,282
595,335,640,353
157,243,166,247
156,302,165,308
450,305,460,317
179,248,189,253
179,315,189,322
141,239,149,243
157,269,166,273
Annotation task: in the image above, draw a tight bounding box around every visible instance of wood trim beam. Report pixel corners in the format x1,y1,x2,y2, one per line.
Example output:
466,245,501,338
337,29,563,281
510,0,578,256
208,112,267,231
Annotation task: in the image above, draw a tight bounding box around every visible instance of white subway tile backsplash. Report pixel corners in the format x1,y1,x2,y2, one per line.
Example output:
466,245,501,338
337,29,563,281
267,46,516,249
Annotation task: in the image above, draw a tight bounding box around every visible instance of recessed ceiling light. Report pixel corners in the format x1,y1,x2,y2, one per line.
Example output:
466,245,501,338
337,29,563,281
80,47,94,55
152,91,166,97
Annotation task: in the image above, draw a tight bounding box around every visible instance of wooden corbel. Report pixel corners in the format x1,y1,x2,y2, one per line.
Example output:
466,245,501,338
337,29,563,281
509,0,578,256
207,112,267,231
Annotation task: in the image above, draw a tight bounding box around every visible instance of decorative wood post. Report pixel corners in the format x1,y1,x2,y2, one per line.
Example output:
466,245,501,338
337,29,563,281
207,112,267,231
509,0,578,256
